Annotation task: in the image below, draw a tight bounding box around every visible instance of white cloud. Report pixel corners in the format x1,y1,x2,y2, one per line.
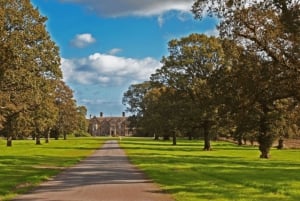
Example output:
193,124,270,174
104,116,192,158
157,15,164,27
61,53,161,86
108,48,122,55
71,33,96,48
60,0,194,17
177,11,193,22
81,99,114,105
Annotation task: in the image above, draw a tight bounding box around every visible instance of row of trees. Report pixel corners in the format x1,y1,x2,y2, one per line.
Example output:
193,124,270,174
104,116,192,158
123,0,300,158
0,0,88,146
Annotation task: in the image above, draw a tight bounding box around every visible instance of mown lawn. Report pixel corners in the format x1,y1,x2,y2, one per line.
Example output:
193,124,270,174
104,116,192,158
0,137,104,201
120,138,300,201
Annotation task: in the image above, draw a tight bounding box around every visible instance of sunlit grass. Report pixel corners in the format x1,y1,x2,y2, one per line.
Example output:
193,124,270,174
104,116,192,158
120,137,300,201
0,137,105,200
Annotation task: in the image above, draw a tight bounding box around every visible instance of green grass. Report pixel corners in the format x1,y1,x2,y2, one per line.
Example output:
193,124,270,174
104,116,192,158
0,137,105,201
120,138,300,201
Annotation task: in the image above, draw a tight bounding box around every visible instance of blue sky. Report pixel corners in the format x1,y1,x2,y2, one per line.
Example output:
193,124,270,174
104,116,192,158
31,0,218,117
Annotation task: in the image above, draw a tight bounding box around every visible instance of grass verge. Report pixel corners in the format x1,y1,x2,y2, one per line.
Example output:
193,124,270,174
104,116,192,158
0,137,105,201
120,137,300,201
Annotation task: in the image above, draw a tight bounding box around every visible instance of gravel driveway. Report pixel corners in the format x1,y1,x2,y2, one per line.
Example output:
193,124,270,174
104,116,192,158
13,140,174,201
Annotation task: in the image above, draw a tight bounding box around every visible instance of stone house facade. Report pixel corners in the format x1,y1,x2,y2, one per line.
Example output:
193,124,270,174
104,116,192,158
88,112,132,136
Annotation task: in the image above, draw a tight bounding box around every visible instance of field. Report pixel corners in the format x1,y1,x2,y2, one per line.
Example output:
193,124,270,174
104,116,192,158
0,137,104,201
1,137,299,201
120,138,300,201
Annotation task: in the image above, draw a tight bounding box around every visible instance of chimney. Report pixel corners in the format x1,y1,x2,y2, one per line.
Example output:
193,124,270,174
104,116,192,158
100,112,103,117
122,112,125,117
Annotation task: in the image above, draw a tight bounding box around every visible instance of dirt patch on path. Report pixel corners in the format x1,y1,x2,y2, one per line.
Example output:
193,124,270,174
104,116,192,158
13,140,174,201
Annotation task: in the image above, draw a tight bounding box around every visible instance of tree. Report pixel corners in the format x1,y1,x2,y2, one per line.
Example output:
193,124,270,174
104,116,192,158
0,0,62,146
122,81,152,135
272,98,300,149
151,34,225,150
54,81,77,140
219,39,299,157
122,81,151,115
192,0,300,158
31,79,59,144
142,86,183,144
74,105,89,136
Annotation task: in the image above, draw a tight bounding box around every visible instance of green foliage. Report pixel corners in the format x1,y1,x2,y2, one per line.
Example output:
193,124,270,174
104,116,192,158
122,81,153,135
0,1,87,145
0,137,104,200
123,28,300,157
121,137,300,201
76,106,88,133
190,0,300,158
72,130,92,137
122,81,152,115
150,34,225,149
53,81,75,140
0,0,85,145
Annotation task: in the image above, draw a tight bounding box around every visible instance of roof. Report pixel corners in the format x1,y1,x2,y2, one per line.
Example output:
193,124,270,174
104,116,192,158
90,116,128,124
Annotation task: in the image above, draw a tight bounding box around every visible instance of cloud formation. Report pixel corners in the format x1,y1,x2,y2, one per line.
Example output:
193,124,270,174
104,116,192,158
108,48,122,55
61,53,161,86
71,33,96,48
60,0,194,17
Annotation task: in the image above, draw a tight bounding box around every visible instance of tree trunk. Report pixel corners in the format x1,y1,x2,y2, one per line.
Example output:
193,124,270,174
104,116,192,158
236,131,243,145
63,133,67,140
45,129,50,143
259,144,271,158
243,137,247,145
258,136,272,159
277,137,284,149
36,134,41,145
45,136,49,143
257,105,274,159
237,137,243,146
203,121,211,151
154,133,159,140
7,136,12,147
163,135,170,140
172,132,176,146
250,137,254,146
54,130,59,140
188,132,192,140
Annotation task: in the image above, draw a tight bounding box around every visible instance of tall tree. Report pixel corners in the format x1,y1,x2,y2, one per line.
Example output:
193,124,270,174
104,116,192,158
31,79,59,145
74,105,88,136
122,81,152,135
0,0,62,146
142,86,182,144
192,0,300,158
151,34,225,150
54,81,77,140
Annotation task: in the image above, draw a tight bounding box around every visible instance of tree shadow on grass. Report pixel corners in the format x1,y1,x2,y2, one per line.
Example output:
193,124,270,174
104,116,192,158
34,146,100,150
130,153,300,201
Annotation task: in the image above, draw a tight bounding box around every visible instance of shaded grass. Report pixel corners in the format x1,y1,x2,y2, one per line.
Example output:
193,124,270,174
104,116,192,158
120,138,300,201
0,137,105,200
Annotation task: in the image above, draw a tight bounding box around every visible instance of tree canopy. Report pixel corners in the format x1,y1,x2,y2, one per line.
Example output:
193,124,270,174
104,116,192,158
192,0,300,158
0,0,86,145
123,0,300,158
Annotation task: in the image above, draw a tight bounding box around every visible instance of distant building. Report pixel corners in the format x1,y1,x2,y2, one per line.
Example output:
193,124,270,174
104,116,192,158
88,112,132,136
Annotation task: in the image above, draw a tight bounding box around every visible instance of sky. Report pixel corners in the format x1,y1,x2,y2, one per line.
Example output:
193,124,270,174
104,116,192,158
31,0,218,117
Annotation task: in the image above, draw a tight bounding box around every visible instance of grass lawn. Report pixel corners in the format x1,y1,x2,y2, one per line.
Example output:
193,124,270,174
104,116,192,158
120,137,300,201
0,137,104,201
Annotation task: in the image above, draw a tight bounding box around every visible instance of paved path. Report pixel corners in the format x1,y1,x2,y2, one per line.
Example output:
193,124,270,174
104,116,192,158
14,140,174,201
